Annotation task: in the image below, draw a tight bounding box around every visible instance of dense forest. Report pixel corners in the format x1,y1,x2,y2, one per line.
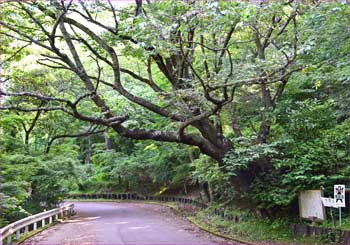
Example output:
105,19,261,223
0,0,349,229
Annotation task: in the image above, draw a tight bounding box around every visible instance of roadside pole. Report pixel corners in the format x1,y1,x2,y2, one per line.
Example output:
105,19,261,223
321,185,346,227
334,184,345,227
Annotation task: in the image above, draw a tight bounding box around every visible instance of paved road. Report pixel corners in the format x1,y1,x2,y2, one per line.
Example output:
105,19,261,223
22,202,233,245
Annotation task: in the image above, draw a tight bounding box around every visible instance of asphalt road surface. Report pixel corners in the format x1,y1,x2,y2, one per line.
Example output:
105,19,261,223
22,201,235,245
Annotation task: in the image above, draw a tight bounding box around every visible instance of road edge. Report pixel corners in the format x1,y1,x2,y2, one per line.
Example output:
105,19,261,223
162,203,254,245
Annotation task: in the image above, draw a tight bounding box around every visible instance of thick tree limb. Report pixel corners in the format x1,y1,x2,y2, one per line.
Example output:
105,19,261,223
112,123,223,161
58,16,181,120
45,125,106,153
178,104,221,140
0,91,128,126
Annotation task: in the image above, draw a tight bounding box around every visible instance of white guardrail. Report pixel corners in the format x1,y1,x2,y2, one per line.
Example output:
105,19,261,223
0,203,74,245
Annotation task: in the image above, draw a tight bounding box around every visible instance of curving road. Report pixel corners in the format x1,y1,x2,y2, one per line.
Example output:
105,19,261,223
22,202,233,245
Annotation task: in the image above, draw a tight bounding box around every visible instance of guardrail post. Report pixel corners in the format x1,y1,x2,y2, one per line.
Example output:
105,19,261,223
49,216,53,224
24,225,29,234
33,222,37,230
42,218,46,227
55,214,58,220
16,230,20,240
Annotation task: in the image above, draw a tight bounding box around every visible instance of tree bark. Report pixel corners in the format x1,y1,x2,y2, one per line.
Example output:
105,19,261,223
86,135,92,164
22,109,42,145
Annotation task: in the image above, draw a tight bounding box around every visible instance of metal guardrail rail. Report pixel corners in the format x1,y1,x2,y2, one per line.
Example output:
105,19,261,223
0,203,74,245
67,193,208,208
67,193,240,222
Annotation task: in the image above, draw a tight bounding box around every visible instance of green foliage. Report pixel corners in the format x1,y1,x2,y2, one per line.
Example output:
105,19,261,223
192,155,234,200
74,140,193,194
276,99,337,140
194,208,323,244
250,101,350,210
224,137,279,175
0,130,81,226
0,194,31,227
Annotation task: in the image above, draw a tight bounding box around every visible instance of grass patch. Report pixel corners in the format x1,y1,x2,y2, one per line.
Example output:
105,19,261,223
10,222,57,245
318,216,350,231
191,208,325,244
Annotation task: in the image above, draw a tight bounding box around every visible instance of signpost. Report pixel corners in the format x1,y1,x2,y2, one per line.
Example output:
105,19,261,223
300,185,347,227
334,184,345,226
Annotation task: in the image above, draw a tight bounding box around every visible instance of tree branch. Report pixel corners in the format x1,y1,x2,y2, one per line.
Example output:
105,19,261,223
22,105,44,145
112,123,222,161
120,67,162,92
45,125,107,153
0,43,31,66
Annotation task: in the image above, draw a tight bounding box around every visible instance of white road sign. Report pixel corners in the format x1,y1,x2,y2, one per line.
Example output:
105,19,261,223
321,197,337,208
334,184,346,207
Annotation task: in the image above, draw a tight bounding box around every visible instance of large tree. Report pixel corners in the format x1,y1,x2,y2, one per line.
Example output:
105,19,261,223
0,0,317,192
